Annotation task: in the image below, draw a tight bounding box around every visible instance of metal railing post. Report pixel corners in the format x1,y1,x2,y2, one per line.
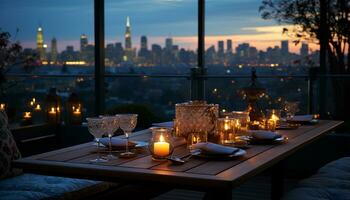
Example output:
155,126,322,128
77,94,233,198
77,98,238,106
94,0,105,115
191,0,206,101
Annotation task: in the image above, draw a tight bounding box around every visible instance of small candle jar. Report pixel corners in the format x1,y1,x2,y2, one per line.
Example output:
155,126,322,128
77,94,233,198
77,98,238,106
187,132,208,149
149,127,174,161
217,117,237,145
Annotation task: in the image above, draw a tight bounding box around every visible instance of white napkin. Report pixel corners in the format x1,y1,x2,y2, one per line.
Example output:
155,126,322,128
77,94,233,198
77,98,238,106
250,130,281,140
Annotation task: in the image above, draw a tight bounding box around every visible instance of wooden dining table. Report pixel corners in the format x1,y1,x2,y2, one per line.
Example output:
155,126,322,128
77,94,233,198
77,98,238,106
14,120,343,200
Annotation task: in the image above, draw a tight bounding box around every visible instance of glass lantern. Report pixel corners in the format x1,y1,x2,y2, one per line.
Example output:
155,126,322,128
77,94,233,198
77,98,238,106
45,88,62,124
148,127,174,161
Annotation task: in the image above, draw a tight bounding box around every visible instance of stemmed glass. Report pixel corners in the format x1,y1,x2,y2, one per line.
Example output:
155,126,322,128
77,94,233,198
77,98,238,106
86,117,107,163
101,116,120,160
118,114,138,158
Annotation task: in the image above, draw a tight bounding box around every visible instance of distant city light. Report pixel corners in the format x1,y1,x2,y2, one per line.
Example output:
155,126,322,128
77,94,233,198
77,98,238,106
65,61,86,65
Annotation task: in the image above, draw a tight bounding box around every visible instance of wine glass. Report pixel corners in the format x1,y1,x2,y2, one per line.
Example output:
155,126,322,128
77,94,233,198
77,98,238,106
118,114,138,158
86,117,107,163
284,101,300,119
101,116,120,160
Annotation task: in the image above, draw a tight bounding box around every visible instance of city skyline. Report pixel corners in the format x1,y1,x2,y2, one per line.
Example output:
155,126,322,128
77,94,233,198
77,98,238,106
1,0,319,53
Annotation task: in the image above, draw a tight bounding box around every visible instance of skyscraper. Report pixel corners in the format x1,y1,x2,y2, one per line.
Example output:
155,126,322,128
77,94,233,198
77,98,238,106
227,39,233,53
80,34,88,52
36,26,46,61
281,40,289,56
300,43,309,57
124,16,133,62
141,36,148,51
51,38,58,64
165,38,173,51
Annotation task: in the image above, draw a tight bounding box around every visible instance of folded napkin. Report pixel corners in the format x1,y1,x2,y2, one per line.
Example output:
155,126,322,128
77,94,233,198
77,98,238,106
99,137,136,149
288,115,313,122
152,121,174,128
192,142,239,155
250,130,281,140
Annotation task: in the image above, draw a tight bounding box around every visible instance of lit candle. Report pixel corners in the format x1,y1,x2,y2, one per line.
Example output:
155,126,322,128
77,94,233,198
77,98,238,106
0,103,5,110
32,98,36,103
154,134,170,157
49,107,56,114
34,104,41,111
30,101,34,106
224,117,230,131
73,108,81,115
24,112,32,119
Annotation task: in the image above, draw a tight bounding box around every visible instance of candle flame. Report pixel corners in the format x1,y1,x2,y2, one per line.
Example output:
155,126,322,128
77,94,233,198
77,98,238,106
271,114,279,121
159,134,165,142
0,104,5,109
35,104,41,110
51,107,55,112
24,112,31,118
32,98,36,103
224,119,230,131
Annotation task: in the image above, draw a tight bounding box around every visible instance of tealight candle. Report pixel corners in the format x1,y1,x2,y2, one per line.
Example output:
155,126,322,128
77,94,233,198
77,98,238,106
154,134,170,157
24,112,32,119
35,104,41,111
49,107,56,114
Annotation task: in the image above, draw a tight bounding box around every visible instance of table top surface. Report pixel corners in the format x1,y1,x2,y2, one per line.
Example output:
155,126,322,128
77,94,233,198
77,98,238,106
14,120,343,189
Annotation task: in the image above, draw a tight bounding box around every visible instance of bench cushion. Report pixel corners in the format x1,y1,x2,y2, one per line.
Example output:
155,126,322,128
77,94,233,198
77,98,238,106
0,173,114,200
283,157,350,200
0,110,22,180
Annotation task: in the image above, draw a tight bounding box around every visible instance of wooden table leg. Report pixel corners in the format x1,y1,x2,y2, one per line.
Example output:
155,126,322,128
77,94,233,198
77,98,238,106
271,161,285,200
203,188,232,200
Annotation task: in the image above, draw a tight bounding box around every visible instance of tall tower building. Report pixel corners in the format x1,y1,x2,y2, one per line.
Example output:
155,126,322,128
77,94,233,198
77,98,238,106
300,43,309,57
165,38,173,51
141,36,148,51
281,40,289,56
36,26,46,61
218,41,224,55
51,38,58,64
80,34,88,52
124,16,133,62
227,39,233,53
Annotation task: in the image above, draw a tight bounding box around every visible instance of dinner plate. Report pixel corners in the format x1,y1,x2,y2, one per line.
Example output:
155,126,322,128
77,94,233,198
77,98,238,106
193,149,246,160
250,136,288,145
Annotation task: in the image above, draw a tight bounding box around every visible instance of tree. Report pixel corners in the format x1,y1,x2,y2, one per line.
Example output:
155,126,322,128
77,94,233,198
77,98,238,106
0,30,22,97
260,0,350,120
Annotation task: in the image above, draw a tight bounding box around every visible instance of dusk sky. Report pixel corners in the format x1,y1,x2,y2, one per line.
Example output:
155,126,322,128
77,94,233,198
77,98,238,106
0,0,318,53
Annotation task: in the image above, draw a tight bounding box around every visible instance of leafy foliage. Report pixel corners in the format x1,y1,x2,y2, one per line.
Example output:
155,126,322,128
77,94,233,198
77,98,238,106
260,0,350,72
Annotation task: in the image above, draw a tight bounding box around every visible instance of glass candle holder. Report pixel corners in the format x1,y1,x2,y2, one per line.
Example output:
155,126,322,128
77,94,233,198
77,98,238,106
187,132,208,149
217,117,238,145
149,127,174,161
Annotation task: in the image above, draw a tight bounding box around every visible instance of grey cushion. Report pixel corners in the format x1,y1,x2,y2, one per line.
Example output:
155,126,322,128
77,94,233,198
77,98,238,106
0,173,115,200
283,157,350,200
0,110,22,179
